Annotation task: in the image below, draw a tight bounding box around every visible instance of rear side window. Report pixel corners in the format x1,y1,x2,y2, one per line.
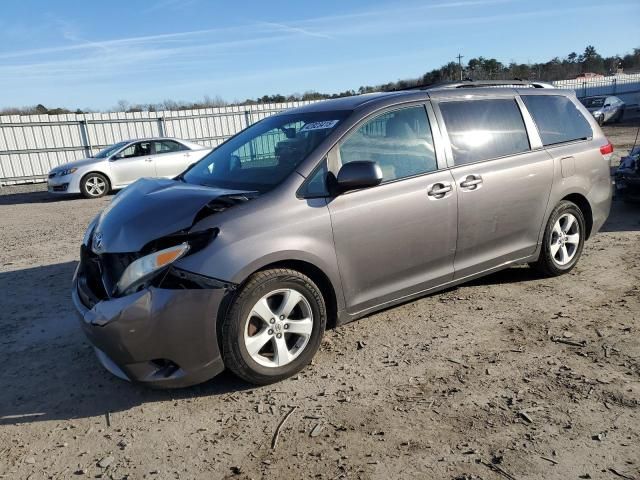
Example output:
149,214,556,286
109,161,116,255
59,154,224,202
439,99,530,166
154,140,187,154
521,95,592,146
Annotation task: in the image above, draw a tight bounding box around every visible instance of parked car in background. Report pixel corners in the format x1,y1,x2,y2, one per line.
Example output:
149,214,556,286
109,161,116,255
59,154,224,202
47,138,213,198
72,81,612,387
580,95,625,125
615,146,640,203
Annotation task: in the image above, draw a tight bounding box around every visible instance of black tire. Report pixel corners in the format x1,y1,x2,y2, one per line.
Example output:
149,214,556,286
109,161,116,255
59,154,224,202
615,107,625,123
221,268,326,385
597,115,605,126
80,172,110,199
532,201,586,277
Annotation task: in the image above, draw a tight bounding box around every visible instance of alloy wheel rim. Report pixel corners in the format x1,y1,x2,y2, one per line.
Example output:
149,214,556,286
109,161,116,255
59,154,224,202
86,176,106,196
550,213,580,266
243,288,313,368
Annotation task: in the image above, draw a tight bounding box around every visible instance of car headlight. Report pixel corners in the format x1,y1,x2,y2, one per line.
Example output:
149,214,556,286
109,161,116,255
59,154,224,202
59,168,78,176
115,243,190,295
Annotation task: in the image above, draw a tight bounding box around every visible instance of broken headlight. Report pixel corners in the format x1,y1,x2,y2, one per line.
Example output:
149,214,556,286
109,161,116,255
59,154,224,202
114,228,218,296
115,243,190,296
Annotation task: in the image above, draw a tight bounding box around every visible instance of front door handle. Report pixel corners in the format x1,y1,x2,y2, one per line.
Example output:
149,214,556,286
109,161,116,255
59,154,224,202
428,182,452,198
460,175,483,190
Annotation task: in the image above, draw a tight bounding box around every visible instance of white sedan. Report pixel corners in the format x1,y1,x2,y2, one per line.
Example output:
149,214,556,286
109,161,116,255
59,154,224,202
47,138,213,198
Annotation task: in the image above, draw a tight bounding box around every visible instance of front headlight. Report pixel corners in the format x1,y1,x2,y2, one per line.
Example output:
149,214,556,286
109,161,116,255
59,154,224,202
115,243,190,295
59,168,78,176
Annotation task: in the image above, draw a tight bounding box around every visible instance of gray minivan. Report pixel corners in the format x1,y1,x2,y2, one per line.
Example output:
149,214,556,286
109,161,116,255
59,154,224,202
73,81,613,387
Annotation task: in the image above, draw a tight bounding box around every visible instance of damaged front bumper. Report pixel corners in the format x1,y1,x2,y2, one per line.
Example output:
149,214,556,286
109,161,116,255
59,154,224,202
72,263,232,388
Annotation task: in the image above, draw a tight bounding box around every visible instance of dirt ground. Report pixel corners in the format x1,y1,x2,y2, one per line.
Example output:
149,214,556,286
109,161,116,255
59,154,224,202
0,123,638,480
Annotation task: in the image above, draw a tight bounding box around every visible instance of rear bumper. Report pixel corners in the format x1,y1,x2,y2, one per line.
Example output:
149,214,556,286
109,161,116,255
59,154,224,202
72,269,228,388
587,170,614,235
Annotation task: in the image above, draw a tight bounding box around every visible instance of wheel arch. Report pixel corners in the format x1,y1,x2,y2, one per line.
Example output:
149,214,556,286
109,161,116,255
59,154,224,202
561,192,593,239
235,259,340,330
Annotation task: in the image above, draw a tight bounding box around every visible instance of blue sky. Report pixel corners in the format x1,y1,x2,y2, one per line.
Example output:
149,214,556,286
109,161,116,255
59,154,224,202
0,0,638,110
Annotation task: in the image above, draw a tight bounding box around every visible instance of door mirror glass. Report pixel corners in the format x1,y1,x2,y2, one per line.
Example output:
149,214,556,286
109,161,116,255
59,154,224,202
336,161,383,192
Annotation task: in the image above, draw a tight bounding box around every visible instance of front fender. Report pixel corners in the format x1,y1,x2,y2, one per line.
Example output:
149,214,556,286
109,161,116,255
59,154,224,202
175,197,346,313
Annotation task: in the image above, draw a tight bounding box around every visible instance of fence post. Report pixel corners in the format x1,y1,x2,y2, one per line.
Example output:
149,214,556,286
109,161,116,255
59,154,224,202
243,110,252,127
244,110,255,161
157,117,166,137
79,120,93,158
612,78,617,95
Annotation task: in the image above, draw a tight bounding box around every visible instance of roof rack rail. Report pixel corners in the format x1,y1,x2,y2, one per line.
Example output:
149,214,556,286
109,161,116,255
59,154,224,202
426,79,555,90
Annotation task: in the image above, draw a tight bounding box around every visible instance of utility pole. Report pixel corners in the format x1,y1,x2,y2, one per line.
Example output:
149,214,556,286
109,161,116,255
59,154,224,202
456,53,464,80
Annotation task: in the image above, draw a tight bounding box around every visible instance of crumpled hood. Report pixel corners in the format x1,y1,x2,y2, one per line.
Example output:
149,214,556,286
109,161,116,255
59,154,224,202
51,157,101,172
92,178,251,253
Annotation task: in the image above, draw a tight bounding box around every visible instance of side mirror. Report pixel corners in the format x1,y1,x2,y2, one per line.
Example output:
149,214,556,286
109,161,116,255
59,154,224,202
174,162,196,181
604,103,611,108
336,161,383,192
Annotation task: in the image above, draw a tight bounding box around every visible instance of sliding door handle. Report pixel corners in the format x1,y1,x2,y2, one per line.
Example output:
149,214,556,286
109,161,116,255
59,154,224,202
460,175,483,189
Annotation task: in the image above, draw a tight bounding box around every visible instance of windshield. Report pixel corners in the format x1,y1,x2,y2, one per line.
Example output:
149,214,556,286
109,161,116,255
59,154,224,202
183,111,349,192
94,141,130,159
581,97,605,108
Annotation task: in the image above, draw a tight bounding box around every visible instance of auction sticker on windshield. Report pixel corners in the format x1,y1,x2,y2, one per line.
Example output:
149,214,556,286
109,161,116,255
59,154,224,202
300,120,340,132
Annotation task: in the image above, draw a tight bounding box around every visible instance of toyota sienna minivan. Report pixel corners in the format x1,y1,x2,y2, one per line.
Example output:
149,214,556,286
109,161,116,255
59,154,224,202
73,81,613,387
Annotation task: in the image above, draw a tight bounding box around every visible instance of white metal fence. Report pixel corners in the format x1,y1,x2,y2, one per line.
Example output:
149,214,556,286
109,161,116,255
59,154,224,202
552,73,640,105
2,73,640,185
0,101,314,185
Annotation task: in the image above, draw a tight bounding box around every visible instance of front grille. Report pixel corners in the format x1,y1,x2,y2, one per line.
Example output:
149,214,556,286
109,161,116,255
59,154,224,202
99,252,139,294
77,245,139,307
79,245,109,303
52,183,68,192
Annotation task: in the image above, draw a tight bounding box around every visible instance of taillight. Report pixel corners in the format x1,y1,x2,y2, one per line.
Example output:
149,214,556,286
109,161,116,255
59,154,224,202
600,142,614,155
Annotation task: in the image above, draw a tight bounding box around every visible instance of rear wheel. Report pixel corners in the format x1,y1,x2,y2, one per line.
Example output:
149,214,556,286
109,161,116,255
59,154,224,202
80,173,109,198
221,269,326,385
533,201,585,276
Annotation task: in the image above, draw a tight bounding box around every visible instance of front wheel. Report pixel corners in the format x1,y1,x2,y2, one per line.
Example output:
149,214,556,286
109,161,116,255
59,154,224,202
80,172,110,198
532,201,586,276
221,269,326,385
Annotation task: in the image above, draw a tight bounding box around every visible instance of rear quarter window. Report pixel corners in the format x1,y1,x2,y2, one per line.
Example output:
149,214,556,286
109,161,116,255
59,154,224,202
439,99,530,166
521,95,592,147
